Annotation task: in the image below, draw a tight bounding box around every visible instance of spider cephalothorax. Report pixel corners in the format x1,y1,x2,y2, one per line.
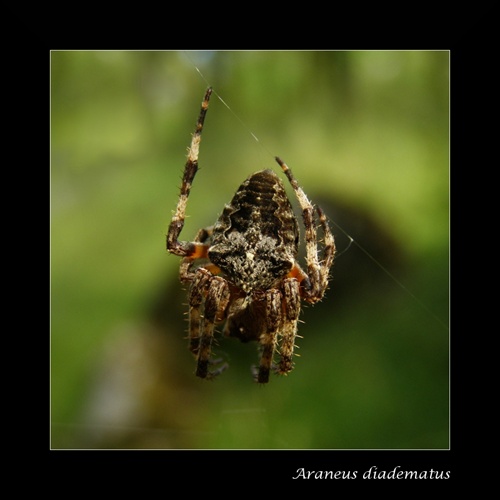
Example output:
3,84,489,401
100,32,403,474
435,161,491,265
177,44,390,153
167,87,335,383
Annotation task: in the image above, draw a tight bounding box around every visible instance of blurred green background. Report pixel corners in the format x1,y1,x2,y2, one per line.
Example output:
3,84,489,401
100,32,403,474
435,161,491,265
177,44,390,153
51,51,449,449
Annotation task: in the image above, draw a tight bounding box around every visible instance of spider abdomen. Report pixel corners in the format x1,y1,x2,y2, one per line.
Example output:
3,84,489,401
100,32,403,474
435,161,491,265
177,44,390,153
208,169,299,293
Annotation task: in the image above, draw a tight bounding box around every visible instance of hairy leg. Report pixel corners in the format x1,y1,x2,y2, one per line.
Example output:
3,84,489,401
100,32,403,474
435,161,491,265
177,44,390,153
278,278,301,375
275,156,335,303
256,289,281,383
196,274,230,379
167,88,213,257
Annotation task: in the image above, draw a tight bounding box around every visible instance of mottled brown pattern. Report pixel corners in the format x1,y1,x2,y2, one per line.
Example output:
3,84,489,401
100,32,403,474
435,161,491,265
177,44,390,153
167,88,336,383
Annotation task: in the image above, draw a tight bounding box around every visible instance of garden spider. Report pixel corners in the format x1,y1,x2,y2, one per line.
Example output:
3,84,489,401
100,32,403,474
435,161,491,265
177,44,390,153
167,87,335,383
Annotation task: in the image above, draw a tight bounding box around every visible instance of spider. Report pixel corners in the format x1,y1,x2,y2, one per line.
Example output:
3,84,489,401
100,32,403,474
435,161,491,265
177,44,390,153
167,87,335,383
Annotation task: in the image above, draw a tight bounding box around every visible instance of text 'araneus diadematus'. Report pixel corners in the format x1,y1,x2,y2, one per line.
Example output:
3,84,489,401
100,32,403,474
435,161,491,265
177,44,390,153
166,87,336,383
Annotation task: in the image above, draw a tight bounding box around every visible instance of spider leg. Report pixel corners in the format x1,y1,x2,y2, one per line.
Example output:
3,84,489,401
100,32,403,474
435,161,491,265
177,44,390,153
179,223,226,378
179,226,215,282
167,87,213,258
187,269,211,356
315,205,336,289
255,289,281,383
196,274,230,379
275,156,336,303
277,278,301,375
